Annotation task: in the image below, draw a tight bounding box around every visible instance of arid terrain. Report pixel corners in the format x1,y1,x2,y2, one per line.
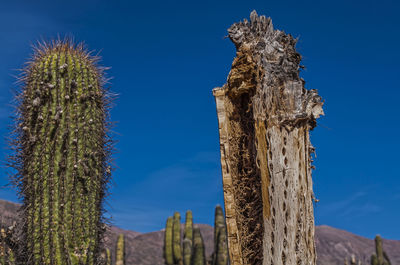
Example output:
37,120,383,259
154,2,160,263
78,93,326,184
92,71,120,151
1,199,399,265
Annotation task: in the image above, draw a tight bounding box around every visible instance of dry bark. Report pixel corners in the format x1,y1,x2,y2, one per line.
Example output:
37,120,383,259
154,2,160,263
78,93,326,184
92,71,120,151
213,11,324,265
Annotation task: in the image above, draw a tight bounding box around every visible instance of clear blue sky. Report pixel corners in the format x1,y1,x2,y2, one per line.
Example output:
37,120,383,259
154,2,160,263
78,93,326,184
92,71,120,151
0,0,399,240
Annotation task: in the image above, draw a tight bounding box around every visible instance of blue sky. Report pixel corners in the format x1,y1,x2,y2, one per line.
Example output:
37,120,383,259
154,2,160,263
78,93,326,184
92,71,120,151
0,0,399,240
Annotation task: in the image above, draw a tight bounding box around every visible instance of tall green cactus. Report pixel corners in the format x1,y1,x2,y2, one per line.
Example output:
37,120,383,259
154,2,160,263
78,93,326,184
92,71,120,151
106,248,111,265
7,39,114,264
101,248,111,265
215,226,228,265
164,217,174,265
173,212,183,265
371,235,391,265
183,211,193,265
212,205,228,265
191,228,205,265
115,234,125,265
183,238,192,265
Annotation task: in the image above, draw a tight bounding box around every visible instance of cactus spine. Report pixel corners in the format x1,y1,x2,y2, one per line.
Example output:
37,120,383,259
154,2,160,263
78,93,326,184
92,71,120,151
8,40,113,264
191,228,205,265
371,235,391,265
115,234,125,265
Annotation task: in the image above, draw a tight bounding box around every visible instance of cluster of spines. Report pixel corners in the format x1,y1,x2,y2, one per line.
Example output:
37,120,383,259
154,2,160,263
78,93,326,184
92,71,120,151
6,39,115,265
371,235,391,265
163,206,229,265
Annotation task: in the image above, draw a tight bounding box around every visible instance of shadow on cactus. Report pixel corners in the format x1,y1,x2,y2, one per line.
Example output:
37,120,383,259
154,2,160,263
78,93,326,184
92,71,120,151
5,38,116,265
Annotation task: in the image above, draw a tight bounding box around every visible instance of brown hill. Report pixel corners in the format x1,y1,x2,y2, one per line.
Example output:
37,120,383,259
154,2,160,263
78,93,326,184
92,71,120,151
1,199,399,264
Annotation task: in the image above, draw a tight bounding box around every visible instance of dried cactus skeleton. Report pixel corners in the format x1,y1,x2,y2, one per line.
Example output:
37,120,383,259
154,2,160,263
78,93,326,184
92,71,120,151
213,11,323,265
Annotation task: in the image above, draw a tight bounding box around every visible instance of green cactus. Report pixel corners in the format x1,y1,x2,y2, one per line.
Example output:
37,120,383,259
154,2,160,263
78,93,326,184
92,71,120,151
164,216,174,265
106,248,111,265
371,235,391,265
191,227,205,265
173,212,183,265
183,210,193,265
7,39,114,264
212,205,228,265
116,234,125,265
184,210,193,242
215,226,228,265
101,248,111,265
183,238,192,265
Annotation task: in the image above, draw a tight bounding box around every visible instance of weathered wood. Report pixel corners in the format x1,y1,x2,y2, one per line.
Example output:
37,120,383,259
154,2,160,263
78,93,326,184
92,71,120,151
213,11,323,265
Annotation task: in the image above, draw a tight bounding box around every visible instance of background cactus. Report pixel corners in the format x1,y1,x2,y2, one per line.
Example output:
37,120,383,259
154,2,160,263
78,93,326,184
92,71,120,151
173,212,183,265
183,211,193,265
163,207,228,265
212,205,227,265
214,226,228,265
344,254,361,265
106,248,111,265
7,39,114,264
371,235,391,265
115,234,125,265
191,228,205,265
164,217,174,265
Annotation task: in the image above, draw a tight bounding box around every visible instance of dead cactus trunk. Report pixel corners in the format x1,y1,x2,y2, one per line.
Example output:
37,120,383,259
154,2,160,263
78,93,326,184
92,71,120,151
213,11,324,265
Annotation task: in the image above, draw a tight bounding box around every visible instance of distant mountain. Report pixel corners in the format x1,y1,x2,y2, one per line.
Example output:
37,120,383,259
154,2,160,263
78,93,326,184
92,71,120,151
1,199,399,265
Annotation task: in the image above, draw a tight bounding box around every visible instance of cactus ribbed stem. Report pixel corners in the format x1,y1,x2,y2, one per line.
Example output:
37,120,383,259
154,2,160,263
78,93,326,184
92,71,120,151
7,40,114,265
183,238,192,265
115,234,125,265
215,226,228,265
371,235,391,265
173,212,183,265
191,228,205,265
212,205,226,265
164,217,174,265
106,248,111,265
183,211,193,265
184,211,193,242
